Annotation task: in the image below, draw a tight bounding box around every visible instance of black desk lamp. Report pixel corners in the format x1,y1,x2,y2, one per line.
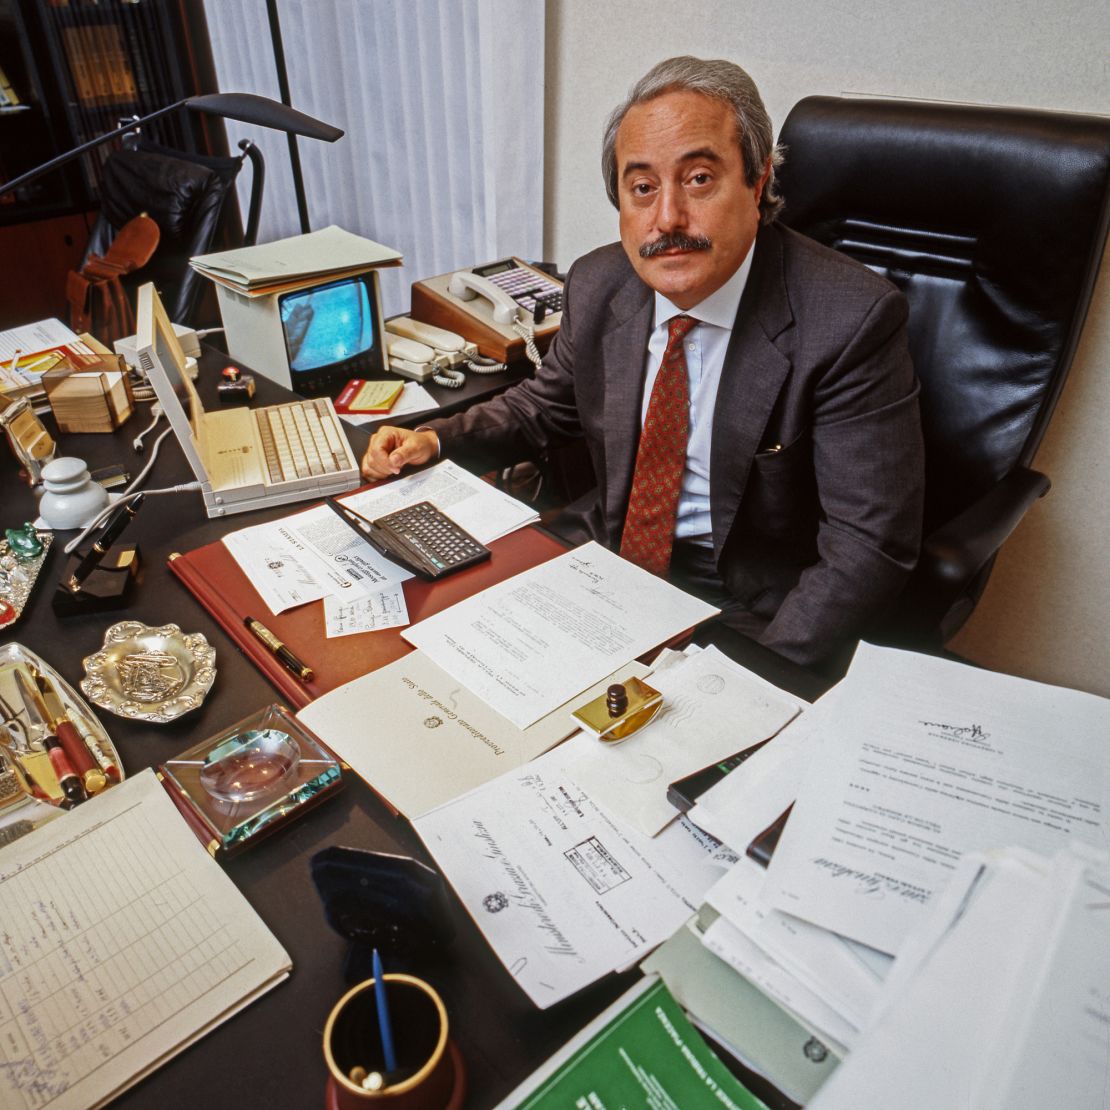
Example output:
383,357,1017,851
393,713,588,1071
0,92,344,219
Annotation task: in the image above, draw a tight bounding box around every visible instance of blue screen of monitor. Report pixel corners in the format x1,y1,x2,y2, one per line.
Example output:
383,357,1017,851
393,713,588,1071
280,277,375,373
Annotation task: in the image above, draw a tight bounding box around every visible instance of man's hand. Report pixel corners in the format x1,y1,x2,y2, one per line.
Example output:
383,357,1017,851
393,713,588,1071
361,426,439,480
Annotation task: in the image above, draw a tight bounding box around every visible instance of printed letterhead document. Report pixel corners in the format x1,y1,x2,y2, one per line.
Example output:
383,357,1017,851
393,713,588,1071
414,734,730,1007
404,542,719,729
296,649,650,818
0,769,291,1110
764,642,1110,955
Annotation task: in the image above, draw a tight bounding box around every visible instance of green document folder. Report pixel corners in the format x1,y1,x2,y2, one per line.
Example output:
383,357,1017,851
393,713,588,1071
501,976,769,1110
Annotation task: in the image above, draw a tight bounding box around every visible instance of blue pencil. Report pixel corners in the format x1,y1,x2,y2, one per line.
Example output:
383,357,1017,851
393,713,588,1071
372,948,398,1074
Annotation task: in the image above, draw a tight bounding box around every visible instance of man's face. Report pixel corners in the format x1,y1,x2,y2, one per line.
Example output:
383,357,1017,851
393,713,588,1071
616,89,769,310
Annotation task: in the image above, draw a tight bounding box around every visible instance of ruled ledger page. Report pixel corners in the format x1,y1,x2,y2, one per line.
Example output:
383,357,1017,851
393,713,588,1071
0,770,290,1109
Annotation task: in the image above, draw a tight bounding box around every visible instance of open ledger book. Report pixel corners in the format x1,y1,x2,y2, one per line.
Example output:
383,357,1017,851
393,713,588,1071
0,770,291,1109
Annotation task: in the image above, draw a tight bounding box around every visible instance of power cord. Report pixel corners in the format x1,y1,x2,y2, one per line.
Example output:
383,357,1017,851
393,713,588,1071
132,403,162,452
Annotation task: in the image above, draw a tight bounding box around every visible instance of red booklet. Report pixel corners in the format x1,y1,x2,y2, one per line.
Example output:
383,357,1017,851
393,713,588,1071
168,525,566,708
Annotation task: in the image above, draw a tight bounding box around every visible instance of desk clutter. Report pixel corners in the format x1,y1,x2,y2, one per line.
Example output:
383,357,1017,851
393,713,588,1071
3,298,1109,1109
0,642,123,836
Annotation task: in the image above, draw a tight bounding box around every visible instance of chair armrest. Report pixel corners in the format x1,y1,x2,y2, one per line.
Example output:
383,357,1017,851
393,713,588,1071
921,466,1051,587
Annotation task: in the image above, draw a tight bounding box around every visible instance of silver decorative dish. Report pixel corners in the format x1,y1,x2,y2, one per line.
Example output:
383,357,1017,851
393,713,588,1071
81,620,217,723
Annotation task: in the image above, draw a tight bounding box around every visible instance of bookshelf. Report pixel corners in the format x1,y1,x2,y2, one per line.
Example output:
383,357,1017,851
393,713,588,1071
0,0,220,327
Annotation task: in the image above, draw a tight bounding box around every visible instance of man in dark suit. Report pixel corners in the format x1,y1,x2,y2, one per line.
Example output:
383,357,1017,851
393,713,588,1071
362,56,924,669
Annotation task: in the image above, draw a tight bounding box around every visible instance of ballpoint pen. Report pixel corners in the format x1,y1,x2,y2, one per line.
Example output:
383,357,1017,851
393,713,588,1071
372,948,398,1076
34,669,108,795
67,493,145,593
14,669,86,807
243,616,315,683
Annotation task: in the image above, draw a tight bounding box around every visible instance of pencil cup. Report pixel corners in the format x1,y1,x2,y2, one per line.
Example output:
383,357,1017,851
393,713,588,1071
324,974,465,1109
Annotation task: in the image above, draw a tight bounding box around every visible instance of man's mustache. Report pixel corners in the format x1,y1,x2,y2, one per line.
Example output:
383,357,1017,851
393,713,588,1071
639,232,712,258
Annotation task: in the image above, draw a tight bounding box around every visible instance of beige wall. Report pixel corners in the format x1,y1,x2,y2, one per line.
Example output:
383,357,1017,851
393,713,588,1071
543,0,1110,696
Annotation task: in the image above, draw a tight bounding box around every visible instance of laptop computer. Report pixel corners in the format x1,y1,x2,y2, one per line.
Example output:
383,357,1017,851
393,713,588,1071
135,282,360,518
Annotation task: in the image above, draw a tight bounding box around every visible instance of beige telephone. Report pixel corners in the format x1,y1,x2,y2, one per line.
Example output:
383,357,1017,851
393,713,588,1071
383,317,506,389
410,257,562,366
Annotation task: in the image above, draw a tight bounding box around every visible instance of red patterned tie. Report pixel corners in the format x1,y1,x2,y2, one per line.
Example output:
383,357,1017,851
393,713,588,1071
620,314,697,576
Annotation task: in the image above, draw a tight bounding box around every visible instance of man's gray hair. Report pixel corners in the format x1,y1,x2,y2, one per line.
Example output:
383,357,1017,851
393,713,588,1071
601,56,784,223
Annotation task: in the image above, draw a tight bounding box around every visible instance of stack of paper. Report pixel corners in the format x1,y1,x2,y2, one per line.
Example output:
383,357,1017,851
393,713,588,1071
222,459,540,637
0,318,83,406
413,733,736,1008
809,844,1110,1109
189,225,402,297
760,642,1110,956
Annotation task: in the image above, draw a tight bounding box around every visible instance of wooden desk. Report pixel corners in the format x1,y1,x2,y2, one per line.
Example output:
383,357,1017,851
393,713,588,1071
0,349,826,1108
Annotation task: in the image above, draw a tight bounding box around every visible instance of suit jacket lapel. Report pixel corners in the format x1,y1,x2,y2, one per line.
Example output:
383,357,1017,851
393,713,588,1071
710,224,795,555
602,273,654,537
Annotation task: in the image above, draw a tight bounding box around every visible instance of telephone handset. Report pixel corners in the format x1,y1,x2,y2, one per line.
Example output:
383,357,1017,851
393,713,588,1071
410,257,562,366
383,316,506,389
445,271,521,325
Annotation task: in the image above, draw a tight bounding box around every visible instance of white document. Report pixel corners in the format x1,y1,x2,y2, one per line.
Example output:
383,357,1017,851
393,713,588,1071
566,646,802,836
984,853,1110,1110
222,520,332,613
765,643,1110,955
413,733,729,1007
279,501,414,596
705,857,888,1034
809,845,1109,1110
0,770,290,1110
342,459,539,544
0,317,79,363
298,650,651,818
323,585,409,636
687,685,825,854
405,542,719,730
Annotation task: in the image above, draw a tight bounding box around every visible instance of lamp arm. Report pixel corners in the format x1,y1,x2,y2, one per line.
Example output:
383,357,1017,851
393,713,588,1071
0,92,342,201
0,101,188,199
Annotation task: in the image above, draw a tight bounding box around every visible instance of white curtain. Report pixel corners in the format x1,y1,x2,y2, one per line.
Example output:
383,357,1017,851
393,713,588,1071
201,0,545,315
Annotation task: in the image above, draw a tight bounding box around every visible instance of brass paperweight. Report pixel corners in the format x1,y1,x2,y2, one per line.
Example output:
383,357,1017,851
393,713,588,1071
572,677,663,743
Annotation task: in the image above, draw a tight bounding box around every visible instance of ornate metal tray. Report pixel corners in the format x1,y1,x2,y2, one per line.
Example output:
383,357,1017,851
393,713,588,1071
0,641,123,844
81,620,217,723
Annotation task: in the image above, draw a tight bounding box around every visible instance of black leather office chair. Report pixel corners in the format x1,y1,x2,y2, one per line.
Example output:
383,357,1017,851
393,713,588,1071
776,96,1110,650
81,136,264,327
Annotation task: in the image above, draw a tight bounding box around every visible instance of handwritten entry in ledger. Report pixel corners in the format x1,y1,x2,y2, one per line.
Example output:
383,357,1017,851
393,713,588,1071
0,770,289,1109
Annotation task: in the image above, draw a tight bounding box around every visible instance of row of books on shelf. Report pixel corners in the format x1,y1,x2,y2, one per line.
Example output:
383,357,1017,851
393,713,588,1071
60,23,137,107
0,63,22,109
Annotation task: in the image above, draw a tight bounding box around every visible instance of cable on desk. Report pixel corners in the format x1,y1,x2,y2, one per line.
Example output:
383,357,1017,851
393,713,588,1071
132,404,163,452
63,424,197,554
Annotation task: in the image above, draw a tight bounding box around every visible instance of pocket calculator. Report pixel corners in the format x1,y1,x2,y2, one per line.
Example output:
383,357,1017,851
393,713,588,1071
325,498,491,580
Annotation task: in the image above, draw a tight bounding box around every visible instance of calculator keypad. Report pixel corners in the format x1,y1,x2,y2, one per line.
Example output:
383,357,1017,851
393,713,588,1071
375,501,489,578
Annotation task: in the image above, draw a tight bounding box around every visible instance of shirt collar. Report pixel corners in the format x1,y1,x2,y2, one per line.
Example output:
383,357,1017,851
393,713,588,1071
652,240,756,331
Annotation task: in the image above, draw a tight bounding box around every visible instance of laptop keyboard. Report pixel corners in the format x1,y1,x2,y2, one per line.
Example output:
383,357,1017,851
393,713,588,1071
254,399,351,484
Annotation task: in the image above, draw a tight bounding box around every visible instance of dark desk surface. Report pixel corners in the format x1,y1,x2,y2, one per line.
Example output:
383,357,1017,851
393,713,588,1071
1,350,826,1109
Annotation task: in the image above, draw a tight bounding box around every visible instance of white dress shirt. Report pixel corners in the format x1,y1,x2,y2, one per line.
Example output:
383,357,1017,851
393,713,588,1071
642,246,755,545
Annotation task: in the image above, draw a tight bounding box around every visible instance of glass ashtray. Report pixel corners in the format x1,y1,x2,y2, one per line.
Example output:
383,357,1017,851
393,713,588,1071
160,704,342,856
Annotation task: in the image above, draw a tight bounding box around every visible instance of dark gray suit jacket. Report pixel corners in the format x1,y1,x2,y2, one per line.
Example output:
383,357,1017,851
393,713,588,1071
430,223,925,666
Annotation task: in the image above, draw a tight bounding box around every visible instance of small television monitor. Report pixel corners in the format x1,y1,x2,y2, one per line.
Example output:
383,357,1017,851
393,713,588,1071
214,268,388,396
